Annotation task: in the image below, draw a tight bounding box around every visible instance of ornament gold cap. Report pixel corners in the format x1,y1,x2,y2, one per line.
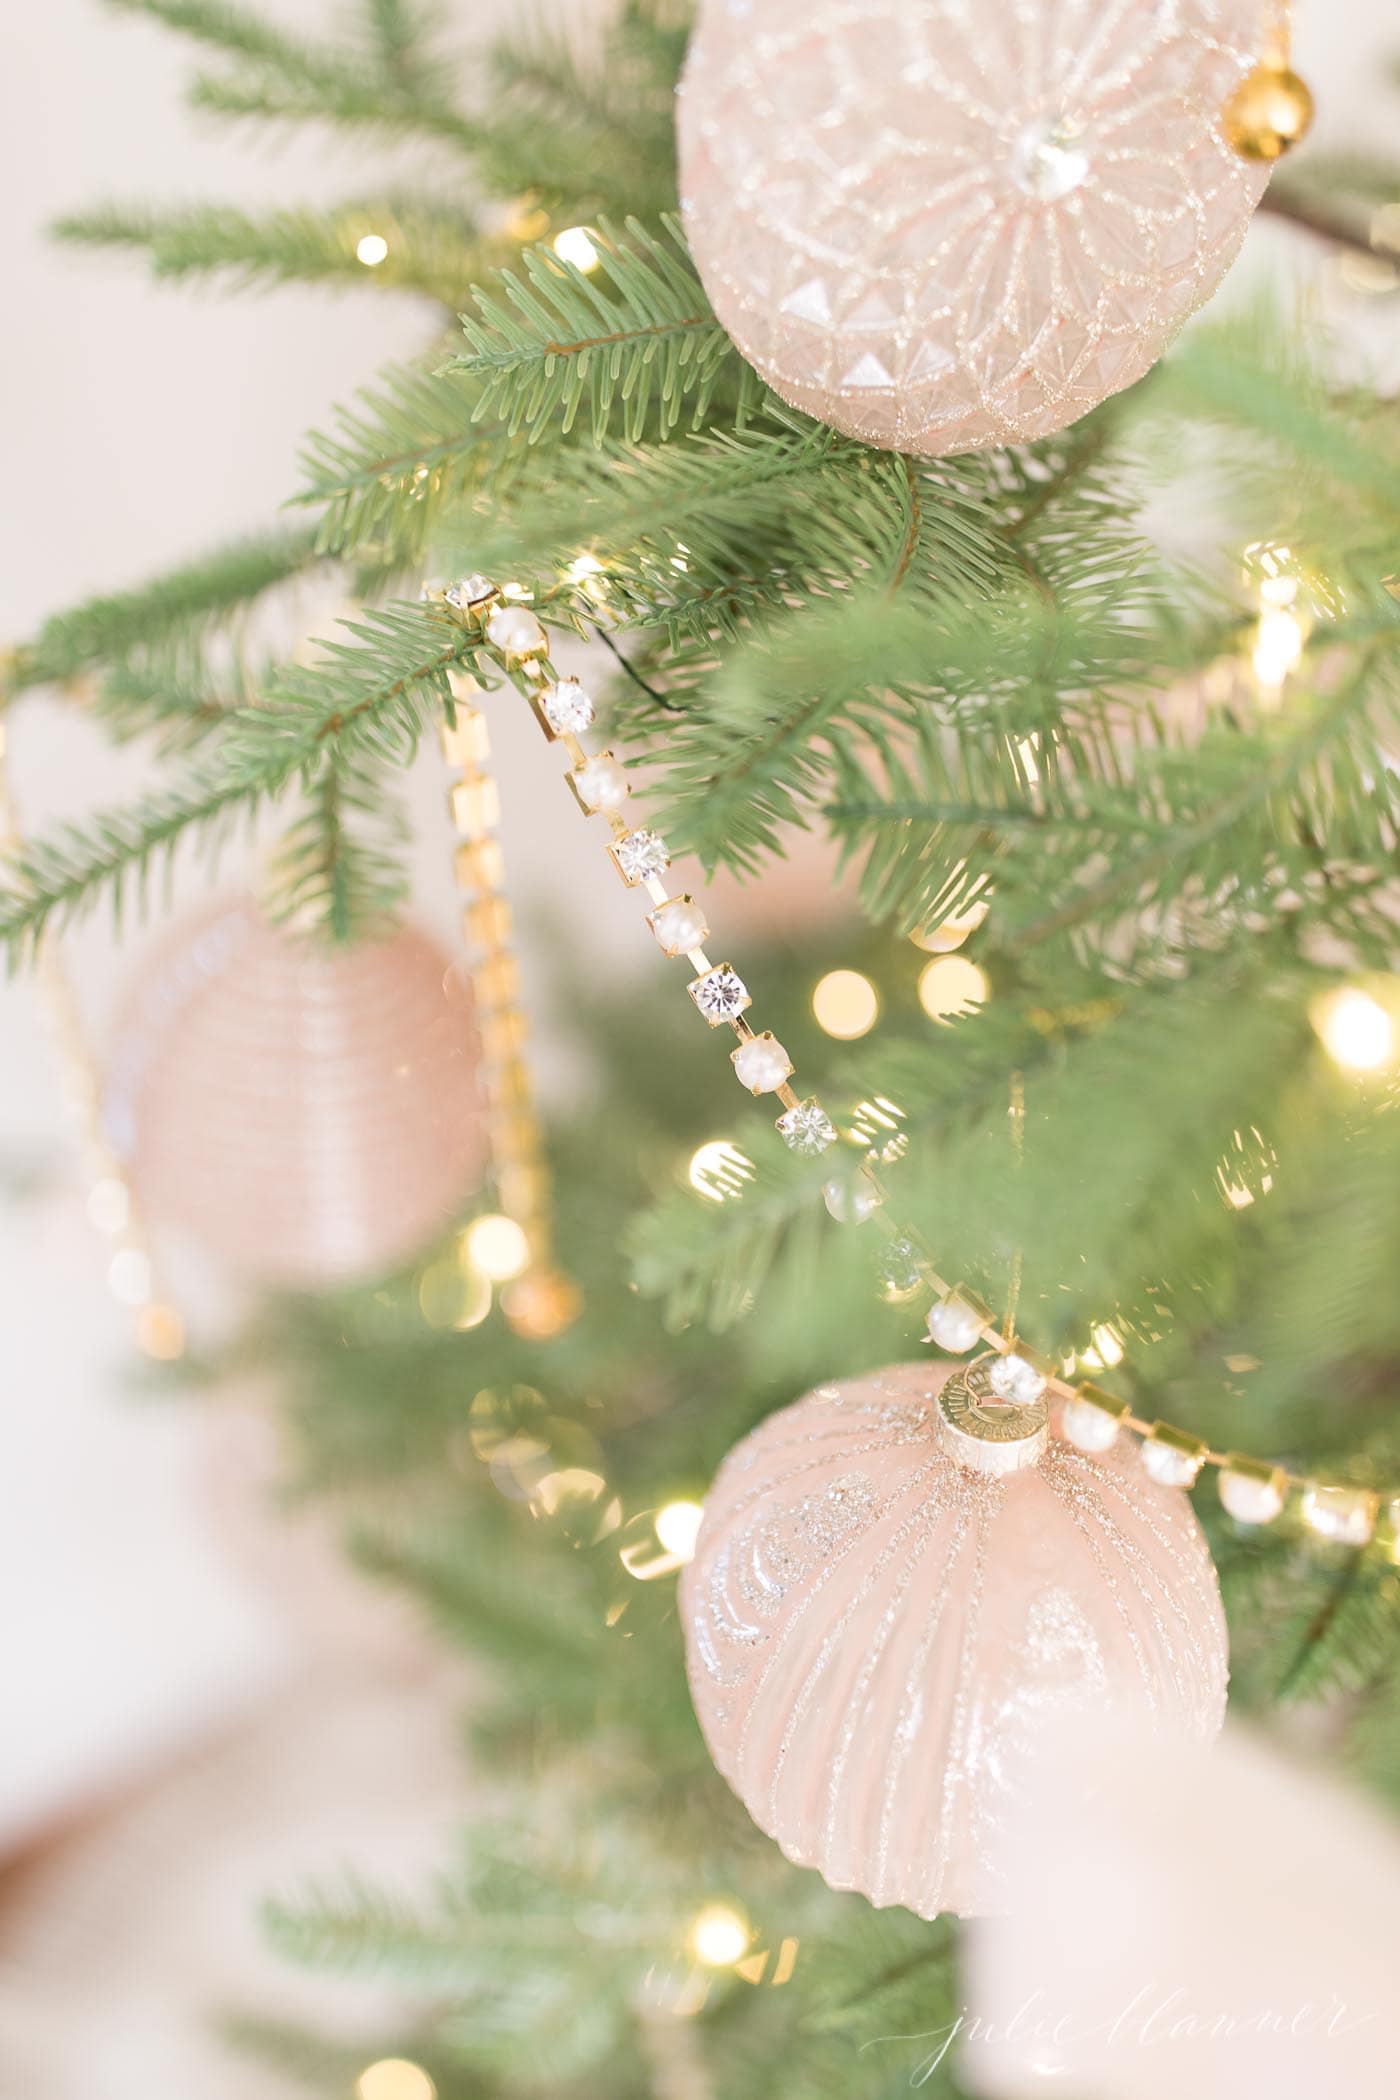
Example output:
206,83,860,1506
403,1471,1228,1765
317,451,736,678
936,1357,1049,1477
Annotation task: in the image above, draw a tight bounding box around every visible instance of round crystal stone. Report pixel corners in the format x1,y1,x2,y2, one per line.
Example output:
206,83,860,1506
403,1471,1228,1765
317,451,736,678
1011,116,1090,202
988,1351,1047,1406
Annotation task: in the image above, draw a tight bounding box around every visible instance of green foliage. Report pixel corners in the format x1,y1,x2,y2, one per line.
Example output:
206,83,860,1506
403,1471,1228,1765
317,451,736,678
11,9,1400,2096
54,196,502,309
10,526,321,692
447,217,749,444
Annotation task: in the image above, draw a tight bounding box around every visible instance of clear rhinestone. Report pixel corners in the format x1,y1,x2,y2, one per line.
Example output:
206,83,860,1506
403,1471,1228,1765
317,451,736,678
689,964,750,1025
541,677,595,735
444,572,497,609
988,1351,1047,1406
1300,1483,1378,1546
876,1237,923,1302
485,603,547,657
776,1098,836,1155
612,829,670,885
1011,116,1090,202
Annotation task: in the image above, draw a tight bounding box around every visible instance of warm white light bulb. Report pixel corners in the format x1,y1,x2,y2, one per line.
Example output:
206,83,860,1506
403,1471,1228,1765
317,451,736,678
355,2062,436,2100
812,969,878,1039
917,955,989,1022
356,233,389,266
553,226,600,272
688,1139,752,1203
465,1212,531,1282
654,1500,704,1560
1312,986,1396,1073
688,1903,749,1966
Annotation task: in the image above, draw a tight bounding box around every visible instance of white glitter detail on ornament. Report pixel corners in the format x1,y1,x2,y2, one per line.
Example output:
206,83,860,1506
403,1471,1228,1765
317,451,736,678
682,1361,1228,1918
678,0,1271,456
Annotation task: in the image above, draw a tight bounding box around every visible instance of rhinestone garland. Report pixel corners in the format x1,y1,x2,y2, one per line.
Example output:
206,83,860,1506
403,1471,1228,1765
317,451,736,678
437,577,1392,1555
439,680,580,1337
0,717,184,1361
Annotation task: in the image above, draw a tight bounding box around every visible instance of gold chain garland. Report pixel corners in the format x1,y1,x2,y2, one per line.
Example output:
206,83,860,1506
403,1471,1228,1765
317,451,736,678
435,574,1394,1558
440,679,580,1339
0,717,184,1360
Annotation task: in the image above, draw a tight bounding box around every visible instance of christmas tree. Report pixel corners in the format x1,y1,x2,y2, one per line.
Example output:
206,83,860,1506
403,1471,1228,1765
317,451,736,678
4,1,1400,2093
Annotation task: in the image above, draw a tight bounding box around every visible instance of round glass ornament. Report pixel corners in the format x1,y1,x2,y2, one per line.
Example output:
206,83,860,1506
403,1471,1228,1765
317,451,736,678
679,0,1273,454
681,1359,1228,1917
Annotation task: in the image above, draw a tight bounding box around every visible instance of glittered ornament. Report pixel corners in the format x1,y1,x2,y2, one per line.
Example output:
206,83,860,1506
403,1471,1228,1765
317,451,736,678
105,899,487,1287
678,0,1272,455
682,1360,1227,1918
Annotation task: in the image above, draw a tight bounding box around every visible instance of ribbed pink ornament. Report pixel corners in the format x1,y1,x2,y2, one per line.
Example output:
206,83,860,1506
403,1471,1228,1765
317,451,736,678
106,899,487,1287
679,0,1271,455
682,1361,1228,1918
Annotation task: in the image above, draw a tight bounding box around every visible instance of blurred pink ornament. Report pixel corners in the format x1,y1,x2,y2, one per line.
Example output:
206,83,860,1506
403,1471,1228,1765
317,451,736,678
106,898,486,1287
678,0,1270,455
964,1711,1400,2097
681,1361,1226,1918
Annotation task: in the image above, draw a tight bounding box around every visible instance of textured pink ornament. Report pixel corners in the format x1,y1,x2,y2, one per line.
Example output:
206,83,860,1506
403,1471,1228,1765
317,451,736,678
679,0,1272,454
682,1361,1227,1918
106,899,487,1287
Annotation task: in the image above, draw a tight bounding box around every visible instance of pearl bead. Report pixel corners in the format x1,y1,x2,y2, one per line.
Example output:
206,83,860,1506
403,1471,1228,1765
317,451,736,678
925,1296,982,1354
732,1032,793,1094
823,1174,882,1224
989,1352,1046,1406
649,897,709,956
1219,1466,1285,1526
1061,1395,1121,1454
486,604,547,658
571,752,629,812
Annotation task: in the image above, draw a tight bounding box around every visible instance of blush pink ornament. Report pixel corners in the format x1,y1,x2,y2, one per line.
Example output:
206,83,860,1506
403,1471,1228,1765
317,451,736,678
678,0,1272,455
105,898,487,1288
681,1360,1227,1918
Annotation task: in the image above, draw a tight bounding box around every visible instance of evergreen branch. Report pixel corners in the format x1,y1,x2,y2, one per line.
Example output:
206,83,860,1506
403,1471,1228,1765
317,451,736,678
11,527,322,692
263,755,411,941
105,0,480,155
224,600,484,775
0,765,277,965
53,197,500,309
295,359,512,564
445,217,743,444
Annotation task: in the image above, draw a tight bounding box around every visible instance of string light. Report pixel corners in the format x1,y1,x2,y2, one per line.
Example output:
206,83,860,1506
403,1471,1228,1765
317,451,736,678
654,1499,704,1560
1311,986,1396,1073
355,233,389,267
917,955,988,1022
688,1139,752,1203
1081,1323,1125,1371
553,226,600,272
465,1211,532,1281
688,1903,750,1966
355,2063,436,2100
812,969,878,1039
